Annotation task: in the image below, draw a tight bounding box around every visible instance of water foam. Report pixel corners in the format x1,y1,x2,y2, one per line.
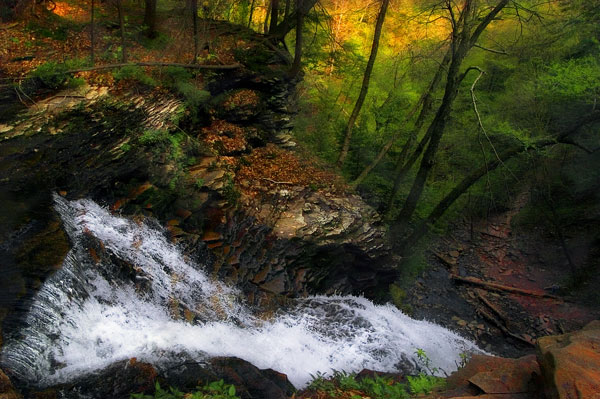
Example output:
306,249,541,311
1,196,481,388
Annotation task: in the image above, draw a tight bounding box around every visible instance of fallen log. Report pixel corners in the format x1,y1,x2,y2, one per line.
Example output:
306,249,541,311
477,307,536,347
66,61,242,74
451,275,562,300
475,288,507,321
434,251,457,268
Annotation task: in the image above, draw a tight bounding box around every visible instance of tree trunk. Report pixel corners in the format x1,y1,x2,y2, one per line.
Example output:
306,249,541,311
144,0,158,38
263,0,271,34
269,0,279,34
288,0,304,79
116,0,127,63
336,0,390,168
192,0,198,63
394,0,509,227
399,110,600,252
352,49,452,188
268,0,317,39
284,0,291,20
91,0,95,65
248,0,256,28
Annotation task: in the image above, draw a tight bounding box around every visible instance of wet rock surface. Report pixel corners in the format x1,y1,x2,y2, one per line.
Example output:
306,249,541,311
537,320,600,399
21,357,293,399
438,354,542,399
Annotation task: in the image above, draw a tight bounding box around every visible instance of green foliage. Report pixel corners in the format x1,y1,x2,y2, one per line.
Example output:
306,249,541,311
139,129,171,145
307,372,337,394
406,374,445,395
223,174,240,206
358,375,409,399
25,13,82,41
131,380,238,399
30,59,87,89
159,67,210,119
307,368,446,399
174,82,211,110
394,247,428,288
139,32,172,50
233,47,272,73
195,178,205,189
113,66,157,86
389,284,413,315
163,66,193,83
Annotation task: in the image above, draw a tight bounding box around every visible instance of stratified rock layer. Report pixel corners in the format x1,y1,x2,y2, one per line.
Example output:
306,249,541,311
537,320,600,399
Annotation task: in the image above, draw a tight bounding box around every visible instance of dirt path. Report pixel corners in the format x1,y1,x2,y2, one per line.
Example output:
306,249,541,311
406,191,600,357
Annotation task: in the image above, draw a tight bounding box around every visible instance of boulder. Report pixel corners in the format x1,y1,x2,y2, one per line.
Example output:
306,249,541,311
43,359,158,399
38,356,293,399
441,354,541,398
536,320,600,399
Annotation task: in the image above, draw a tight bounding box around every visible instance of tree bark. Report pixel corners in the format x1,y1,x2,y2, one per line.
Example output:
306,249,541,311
192,0,198,63
144,0,158,38
248,0,256,28
64,62,242,74
452,275,562,299
288,0,304,79
263,0,271,34
91,0,95,66
284,0,291,20
116,0,127,63
268,0,317,39
336,0,390,168
269,0,279,34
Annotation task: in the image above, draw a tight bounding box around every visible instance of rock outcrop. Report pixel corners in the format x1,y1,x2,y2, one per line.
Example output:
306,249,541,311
438,354,541,399
22,357,293,399
537,320,600,399
426,320,600,399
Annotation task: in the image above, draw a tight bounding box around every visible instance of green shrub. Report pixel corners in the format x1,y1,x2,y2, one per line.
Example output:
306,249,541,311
164,66,193,83
407,374,445,395
139,129,170,145
223,174,240,206
308,371,410,399
174,81,211,109
113,66,156,86
139,32,171,50
389,284,413,315
131,380,238,399
30,59,87,89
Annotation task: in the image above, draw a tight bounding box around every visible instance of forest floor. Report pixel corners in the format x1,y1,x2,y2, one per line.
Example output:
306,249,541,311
406,191,600,358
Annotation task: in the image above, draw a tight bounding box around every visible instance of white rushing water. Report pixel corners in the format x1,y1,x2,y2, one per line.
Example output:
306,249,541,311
0,195,481,388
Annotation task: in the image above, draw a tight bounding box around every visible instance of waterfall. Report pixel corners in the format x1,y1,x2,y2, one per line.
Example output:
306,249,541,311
0,195,481,388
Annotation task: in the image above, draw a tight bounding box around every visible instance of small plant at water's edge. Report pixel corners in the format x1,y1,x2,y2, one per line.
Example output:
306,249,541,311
307,370,412,399
304,350,447,398
406,374,445,395
131,380,239,399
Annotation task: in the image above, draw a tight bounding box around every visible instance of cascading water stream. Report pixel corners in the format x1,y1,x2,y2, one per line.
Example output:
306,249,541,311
1,195,481,388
